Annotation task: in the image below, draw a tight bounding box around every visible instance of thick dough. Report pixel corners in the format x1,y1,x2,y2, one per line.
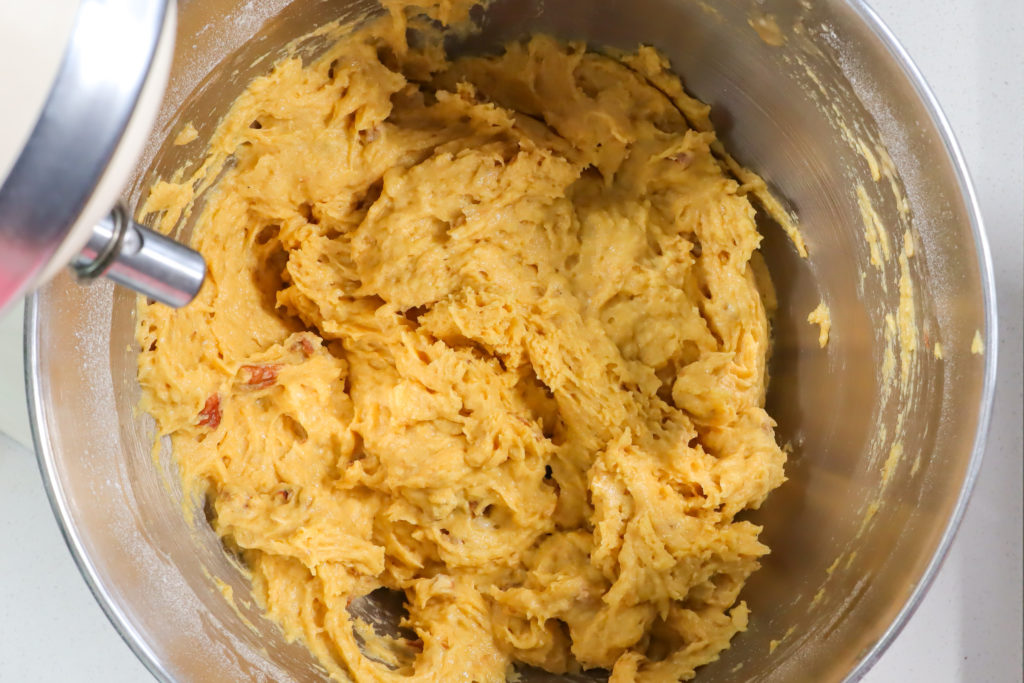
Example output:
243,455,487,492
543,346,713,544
138,7,787,682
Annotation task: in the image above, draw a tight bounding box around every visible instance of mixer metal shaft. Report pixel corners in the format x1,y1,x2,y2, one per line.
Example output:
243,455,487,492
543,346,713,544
72,204,205,308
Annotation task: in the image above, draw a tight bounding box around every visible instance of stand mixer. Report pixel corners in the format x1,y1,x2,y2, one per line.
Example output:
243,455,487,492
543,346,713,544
3,0,1001,681
0,0,204,312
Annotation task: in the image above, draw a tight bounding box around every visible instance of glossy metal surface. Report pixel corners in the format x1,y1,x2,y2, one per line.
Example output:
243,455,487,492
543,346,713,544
27,0,996,681
0,0,171,311
72,205,205,309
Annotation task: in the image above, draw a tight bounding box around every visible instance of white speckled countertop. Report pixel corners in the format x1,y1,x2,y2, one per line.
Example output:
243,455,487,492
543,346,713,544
0,0,1020,679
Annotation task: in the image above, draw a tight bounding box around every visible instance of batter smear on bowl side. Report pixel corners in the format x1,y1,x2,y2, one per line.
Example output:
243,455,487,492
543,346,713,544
137,3,795,680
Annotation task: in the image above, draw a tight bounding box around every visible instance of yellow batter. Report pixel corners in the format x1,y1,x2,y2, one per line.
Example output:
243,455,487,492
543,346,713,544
138,5,788,681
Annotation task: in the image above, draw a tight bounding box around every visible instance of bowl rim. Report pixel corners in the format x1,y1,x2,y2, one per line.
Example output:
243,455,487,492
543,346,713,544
23,1,998,680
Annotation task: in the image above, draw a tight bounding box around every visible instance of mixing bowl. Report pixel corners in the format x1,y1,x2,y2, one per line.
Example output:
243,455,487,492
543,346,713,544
26,0,997,680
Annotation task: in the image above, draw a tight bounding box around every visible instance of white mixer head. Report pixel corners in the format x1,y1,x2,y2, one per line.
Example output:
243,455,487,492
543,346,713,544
0,0,205,311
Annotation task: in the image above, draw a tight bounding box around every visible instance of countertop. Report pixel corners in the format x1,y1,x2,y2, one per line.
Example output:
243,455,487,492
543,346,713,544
1,0,1020,680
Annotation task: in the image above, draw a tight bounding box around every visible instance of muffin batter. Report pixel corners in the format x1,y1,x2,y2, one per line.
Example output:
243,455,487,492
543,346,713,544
138,6,789,681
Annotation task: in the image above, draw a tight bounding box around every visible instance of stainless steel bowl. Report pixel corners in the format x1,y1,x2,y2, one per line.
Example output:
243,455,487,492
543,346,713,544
27,0,997,680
